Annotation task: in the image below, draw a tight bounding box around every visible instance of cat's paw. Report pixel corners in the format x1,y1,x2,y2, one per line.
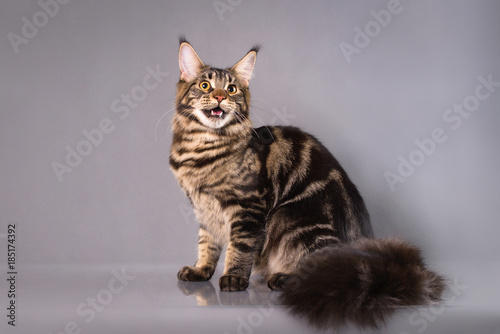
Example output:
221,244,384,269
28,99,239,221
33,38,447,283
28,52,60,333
177,265,212,281
219,274,249,292
267,273,292,291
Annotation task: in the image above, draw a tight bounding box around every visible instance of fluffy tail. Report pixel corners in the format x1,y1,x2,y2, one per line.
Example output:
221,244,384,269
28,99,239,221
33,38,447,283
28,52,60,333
279,238,446,329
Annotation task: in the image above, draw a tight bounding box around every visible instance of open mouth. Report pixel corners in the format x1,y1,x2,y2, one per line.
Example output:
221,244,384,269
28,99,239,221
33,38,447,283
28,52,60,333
203,107,226,119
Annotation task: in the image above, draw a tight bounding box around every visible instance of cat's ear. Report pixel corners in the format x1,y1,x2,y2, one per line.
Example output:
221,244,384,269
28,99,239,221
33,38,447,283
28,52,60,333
179,42,205,82
231,46,259,87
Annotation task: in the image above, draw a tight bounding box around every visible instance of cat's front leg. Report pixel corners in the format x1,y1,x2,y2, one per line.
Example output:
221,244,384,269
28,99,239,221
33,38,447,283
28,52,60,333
178,227,222,281
219,213,265,292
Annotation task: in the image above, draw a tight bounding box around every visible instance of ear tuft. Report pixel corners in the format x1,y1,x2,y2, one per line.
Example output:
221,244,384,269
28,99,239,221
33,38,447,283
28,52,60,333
179,42,204,82
178,35,188,45
231,48,259,87
249,44,261,54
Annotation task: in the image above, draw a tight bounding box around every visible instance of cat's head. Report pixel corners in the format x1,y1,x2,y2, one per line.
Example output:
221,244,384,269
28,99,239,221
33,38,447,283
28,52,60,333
175,38,259,133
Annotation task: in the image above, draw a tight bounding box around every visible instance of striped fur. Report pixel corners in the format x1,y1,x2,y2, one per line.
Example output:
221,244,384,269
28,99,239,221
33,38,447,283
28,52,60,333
170,39,445,328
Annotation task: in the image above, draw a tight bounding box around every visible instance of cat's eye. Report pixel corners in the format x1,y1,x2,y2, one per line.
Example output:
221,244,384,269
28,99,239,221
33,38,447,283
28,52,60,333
199,81,211,91
227,85,237,95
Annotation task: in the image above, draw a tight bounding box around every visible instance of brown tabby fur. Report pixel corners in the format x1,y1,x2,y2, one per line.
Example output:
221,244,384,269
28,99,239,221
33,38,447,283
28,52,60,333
169,38,446,329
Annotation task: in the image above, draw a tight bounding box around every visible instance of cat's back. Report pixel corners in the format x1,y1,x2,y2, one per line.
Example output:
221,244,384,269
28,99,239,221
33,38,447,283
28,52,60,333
254,125,372,240
253,125,344,181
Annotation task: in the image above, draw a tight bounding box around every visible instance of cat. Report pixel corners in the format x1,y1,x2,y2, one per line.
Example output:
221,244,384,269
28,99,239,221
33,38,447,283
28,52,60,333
169,37,446,329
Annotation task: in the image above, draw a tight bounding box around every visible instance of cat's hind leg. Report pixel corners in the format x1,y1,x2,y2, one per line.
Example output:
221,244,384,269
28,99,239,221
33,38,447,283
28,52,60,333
262,206,340,291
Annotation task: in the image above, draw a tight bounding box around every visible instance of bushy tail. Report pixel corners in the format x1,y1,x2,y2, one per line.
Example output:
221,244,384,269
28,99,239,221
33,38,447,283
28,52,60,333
279,238,446,329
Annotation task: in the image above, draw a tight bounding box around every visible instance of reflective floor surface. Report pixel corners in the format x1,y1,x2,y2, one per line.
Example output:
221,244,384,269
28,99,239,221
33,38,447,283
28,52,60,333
2,262,499,334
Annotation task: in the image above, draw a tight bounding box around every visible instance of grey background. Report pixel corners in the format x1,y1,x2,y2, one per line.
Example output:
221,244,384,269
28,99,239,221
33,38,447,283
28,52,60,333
1,1,499,333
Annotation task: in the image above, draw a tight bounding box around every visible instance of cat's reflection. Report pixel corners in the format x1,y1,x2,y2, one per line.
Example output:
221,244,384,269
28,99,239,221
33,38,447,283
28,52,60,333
177,278,278,306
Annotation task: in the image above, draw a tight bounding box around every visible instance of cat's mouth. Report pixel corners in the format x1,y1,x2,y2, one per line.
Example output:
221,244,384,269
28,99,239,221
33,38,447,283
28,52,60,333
203,107,226,119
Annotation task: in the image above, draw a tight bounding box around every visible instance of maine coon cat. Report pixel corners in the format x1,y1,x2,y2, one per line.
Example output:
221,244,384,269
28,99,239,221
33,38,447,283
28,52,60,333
169,38,445,329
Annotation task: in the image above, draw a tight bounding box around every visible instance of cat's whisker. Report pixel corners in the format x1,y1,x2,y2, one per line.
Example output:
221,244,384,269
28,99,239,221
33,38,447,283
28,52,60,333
247,112,276,143
234,111,253,129
234,111,258,138
155,106,176,142
250,104,279,118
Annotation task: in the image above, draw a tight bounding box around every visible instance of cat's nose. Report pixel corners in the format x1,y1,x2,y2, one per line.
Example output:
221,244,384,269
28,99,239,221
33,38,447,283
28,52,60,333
214,95,226,103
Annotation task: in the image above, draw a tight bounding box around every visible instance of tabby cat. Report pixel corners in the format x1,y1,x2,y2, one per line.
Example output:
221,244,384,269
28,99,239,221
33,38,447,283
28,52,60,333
169,38,445,329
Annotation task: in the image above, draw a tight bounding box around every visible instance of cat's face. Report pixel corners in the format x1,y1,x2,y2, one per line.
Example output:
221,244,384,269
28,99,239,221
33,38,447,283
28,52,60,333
176,41,258,130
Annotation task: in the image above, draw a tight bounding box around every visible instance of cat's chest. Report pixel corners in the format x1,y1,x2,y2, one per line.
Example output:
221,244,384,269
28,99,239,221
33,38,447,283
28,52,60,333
172,157,238,195
191,192,230,245
171,142,258,195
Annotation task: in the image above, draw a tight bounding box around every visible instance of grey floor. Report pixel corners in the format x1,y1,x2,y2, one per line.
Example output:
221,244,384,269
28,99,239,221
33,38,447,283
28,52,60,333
7,261,499,334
